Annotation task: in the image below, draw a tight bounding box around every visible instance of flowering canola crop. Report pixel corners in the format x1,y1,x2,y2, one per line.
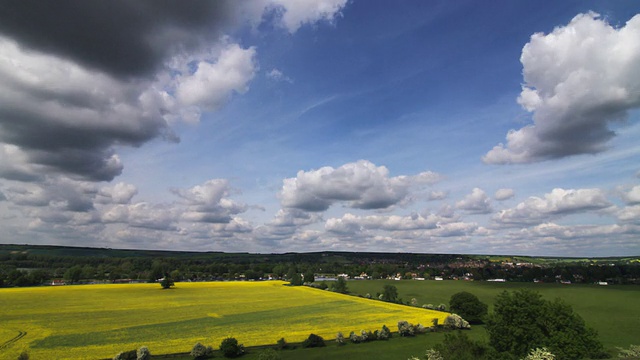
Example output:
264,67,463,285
0,281,448,359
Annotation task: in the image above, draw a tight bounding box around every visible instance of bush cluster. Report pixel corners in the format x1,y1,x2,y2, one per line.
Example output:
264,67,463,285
190,342,213,359
302,333,326,348
220,337,245,358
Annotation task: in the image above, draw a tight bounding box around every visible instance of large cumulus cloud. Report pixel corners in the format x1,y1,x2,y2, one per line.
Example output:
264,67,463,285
484,12,640,164
280,160,442,211
494,188,611,227
0,0,347,183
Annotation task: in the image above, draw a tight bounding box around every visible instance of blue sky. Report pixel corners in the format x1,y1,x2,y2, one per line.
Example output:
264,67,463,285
0,1,639,256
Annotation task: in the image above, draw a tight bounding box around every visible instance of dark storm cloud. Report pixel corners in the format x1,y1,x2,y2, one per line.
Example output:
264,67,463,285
0,0,233,78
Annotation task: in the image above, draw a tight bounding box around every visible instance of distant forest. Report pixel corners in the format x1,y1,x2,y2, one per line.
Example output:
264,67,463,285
1,244,639,287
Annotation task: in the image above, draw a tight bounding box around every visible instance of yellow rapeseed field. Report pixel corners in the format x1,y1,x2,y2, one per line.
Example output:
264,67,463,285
0,281,448,359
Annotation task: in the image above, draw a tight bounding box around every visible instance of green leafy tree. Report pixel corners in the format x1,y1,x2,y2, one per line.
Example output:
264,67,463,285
331,276,348,294
64,265,83,284
381,284,398,302
303,270,315,283
302,334,325,348
220,337,244,358
289,273,303,286
160,275,174,289
449,291,488,324
486,289,606,360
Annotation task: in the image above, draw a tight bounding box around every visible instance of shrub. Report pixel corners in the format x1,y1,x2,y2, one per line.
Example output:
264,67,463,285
136,346,150,360
437,303,446,311
410,298,419,306
425,349,444,360
398,320,415,337
336,332,345,345
415,323,427,334
523,347,556,360
378,324,391,340
17,351,29,360
349,331,365,343
257,349,281,360
444,314,471,330
191,342,213,359
302,333,325,348
617,344,640,358
220,337,244,358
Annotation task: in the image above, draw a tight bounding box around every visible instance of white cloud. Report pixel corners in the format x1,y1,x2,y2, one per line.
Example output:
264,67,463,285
176,43,257,110
267,0,349,33
280,160,442,211
494,188,515,201
484,12,640,164
619,184,640,204
494,188,612,227
456,188,492,214
428,190,448,201
266,68,293,83
173,179,247,224
97,183,138,205
616,204,640,224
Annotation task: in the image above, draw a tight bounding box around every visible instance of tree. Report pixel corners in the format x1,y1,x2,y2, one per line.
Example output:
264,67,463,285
486,289,606,360
381,284,398,302
449,291,488,324
302,334,326,348
220,337,244,358
160,275,174,289
303,270,315,283
64,265,83,284
331,276,348,294
289,273,303,286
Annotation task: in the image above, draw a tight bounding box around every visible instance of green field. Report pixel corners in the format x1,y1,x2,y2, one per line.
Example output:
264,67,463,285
346,280,640,353
0,281,447,360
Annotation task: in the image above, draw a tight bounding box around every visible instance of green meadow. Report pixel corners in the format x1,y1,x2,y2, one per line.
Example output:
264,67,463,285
346,280,640,352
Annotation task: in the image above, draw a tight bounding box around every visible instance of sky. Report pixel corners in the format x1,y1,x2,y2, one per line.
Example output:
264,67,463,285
0,0,639,257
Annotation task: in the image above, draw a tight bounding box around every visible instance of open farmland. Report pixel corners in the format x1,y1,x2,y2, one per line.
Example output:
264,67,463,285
347,280,640,353
0,281,448,359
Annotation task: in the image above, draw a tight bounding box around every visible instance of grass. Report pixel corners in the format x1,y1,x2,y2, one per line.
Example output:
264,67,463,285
346,279,640,353
0,281,447,359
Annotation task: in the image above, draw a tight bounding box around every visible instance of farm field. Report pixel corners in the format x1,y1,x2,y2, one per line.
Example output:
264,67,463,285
347,280,640,353
0,281,448,359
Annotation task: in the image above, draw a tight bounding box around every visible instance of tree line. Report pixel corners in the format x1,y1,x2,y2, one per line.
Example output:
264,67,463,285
1,245,639,288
